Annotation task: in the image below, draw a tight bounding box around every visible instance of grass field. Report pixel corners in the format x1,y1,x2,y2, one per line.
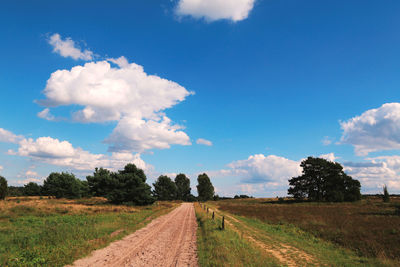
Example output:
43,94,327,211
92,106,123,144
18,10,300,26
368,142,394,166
213,196,400,265
194,203,280,267
0,197,177,266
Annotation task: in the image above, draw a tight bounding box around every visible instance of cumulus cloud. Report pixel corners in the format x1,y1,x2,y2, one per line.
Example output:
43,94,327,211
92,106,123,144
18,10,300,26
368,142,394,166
213,154,301,184
343,156,400,192
12,136,150,171
340,103,400,156
0,128,23,144
38,57,192,152
2,128,151,172
196,138,212,146
48,33,94,61
176,0,255,22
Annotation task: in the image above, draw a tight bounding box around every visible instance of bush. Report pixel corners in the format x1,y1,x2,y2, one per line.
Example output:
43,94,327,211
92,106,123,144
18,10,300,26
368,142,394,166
0,176,7,200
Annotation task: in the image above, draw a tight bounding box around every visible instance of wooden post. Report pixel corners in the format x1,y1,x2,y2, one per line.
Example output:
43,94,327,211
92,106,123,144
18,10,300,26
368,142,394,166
207,207,209,213
222,216,225,230
212,211,215,220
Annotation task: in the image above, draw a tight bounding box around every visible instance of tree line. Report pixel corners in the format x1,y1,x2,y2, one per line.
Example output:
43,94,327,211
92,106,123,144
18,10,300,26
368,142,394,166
2,156,392,204
0,163,216,205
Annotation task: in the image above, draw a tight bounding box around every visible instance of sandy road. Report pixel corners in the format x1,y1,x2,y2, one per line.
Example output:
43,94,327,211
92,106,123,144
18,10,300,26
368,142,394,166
68,203,198,267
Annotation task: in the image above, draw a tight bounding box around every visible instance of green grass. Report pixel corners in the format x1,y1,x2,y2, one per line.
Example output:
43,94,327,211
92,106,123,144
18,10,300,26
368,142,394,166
0,198,175,266
195,203,279,267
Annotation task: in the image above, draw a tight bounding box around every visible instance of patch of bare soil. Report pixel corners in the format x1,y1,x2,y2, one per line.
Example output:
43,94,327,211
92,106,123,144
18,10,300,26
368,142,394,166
67,203,198,267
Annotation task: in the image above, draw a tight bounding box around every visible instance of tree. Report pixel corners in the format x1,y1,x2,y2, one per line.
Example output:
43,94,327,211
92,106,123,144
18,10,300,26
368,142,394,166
175,173,191,201
383,185,390,203
42,172,84,199
88,163,155,205
0,176,7,200
87,168,113,197
153,175,177,201
23,182,42,196
197,173,214,201
288,157,361,202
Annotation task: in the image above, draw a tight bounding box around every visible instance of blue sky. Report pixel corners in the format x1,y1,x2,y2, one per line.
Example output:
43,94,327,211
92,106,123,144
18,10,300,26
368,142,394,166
1,0,400,196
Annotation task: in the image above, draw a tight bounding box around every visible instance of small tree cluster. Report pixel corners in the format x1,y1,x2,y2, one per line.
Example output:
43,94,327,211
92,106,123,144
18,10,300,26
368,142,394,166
42,172,89,199
288,157,361,202
87,164,154,205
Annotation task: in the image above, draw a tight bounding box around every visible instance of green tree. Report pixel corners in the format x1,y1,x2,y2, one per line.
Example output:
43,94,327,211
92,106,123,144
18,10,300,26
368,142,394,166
197,173,214,201
42,172,84,199
89,163,155,205
23,182,42,196
175,173,191,201
0,176,7,200
288,157,361,202
7,186,24,196
153,175,177,201
383,185,390,203
87,168,113,197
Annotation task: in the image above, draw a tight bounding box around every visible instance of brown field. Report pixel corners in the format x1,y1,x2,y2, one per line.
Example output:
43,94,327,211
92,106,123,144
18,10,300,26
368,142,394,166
0,196,141,216
216,196,400,262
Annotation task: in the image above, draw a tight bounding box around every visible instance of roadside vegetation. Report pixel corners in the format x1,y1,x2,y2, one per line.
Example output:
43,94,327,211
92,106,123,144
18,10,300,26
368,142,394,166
194,203,279,267
0,196,177,266
215,197,400,265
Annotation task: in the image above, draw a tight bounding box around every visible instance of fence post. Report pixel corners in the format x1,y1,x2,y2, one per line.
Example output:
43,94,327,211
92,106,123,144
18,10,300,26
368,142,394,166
207,207,209,213
222,216,225,230
212,211,215,220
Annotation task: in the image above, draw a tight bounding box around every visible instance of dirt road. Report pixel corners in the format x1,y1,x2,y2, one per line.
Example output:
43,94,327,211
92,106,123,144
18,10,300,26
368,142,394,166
68,203,198,267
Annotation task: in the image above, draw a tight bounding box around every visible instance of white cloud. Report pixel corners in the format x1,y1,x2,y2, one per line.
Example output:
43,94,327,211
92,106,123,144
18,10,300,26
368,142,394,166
48,33,94,61
319,153,338,162
38,57,192,153
1,128,152,172
0,128,23,144
196,138,212,146
344,156,400,193
212,154,301,184
37,108,55,121
176,0,255,22
340,103,400,156
25,170,39,177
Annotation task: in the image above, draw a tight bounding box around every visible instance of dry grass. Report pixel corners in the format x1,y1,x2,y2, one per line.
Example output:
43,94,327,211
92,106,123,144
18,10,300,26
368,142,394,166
216,196,400,262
